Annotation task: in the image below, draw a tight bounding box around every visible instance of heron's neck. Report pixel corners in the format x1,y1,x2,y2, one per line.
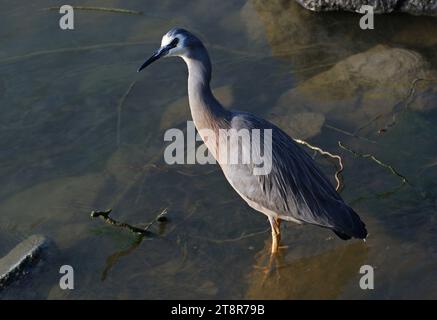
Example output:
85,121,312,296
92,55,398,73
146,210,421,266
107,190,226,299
183,52,229,130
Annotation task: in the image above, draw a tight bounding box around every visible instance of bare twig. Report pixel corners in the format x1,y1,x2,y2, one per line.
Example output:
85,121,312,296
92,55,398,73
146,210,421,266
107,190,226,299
90,208,167,281
338,141,409,185
90,208,168,236
353,114,383,136
324,123,376,144
379,78,437,134
45,6,143,15
294,138,344,192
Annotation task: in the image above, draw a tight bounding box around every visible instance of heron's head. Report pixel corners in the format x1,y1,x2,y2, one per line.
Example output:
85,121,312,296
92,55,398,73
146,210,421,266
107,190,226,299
137,28,204,72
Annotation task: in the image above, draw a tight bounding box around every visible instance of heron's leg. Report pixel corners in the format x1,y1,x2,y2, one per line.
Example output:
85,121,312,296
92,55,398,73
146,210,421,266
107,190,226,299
268,216,281,255
252,216,282,276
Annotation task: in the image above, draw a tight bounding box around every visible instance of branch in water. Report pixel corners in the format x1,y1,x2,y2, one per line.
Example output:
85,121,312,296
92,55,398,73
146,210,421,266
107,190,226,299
294,138,344,192
338,141,409,185
325,123,376,144
45,6,143,15
379,78,437,134
90,208,168,236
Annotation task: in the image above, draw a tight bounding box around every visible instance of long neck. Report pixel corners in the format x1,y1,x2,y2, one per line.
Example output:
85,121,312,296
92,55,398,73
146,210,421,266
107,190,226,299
183,50,229,131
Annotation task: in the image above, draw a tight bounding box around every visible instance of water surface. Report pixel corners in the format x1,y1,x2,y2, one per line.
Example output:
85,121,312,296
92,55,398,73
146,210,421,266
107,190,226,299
1,0,437,299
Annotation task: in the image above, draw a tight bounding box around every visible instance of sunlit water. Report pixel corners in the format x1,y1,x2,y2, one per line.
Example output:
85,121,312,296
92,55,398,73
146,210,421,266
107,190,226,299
0,0,436,299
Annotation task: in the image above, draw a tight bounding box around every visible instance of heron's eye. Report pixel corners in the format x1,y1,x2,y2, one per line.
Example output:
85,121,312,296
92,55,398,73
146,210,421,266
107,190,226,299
169,38,179,48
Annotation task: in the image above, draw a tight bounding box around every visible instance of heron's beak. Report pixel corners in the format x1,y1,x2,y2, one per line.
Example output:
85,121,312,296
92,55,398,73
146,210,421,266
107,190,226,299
137,45,170,72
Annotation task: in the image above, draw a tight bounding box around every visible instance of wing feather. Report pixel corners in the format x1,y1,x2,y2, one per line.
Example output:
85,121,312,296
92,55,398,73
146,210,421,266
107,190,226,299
223,112,367,239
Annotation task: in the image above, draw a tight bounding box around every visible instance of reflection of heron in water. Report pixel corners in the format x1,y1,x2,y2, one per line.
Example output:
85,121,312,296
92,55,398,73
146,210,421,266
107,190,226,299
138,28,367,256
246,242,368,299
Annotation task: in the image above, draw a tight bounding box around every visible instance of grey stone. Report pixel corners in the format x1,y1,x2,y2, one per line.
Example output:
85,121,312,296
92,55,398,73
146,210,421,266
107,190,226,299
0,235,50,289
295,0,437,16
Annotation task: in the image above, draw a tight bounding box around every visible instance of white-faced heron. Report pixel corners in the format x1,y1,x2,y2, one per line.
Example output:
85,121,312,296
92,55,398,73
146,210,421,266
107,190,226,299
138,28,367,254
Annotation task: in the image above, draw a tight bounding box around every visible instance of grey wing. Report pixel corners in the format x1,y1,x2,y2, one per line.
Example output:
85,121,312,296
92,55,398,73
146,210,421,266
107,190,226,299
225,112,367,239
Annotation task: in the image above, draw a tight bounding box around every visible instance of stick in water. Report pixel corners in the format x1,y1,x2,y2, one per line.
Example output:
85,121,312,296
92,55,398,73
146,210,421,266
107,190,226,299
90,208,168,236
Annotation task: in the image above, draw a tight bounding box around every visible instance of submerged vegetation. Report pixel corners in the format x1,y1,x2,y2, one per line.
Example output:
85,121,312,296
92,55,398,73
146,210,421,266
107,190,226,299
45,6,144,16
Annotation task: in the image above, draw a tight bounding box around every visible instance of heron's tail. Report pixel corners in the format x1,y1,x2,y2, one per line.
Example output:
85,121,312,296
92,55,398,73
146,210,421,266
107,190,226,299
333,230,352,240
332,206,367,240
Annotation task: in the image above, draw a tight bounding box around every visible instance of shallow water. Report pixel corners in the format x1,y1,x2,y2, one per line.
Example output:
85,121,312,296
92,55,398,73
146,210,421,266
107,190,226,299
0,0,437,299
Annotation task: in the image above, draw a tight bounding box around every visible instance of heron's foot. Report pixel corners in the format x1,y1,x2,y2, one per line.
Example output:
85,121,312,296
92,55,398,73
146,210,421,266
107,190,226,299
253,248,284,282
260,252,282,284
257,245,289,284
253,217,286,283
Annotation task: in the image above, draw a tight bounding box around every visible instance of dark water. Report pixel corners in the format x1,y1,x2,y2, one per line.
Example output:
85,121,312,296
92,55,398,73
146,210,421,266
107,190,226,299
1,0,437,299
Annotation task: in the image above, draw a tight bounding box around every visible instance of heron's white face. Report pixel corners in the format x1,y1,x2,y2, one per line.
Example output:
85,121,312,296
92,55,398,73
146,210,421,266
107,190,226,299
137,28,197,72
161,33,188,57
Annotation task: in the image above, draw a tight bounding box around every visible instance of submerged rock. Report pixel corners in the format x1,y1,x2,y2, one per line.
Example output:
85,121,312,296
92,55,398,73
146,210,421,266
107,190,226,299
295,0,437,16
0,173,110,254
272,45,437,132
0,235,50,289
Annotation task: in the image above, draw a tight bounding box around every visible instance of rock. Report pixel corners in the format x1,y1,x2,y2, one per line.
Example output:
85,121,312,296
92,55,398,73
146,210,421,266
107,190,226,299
272,45,437,131
295,0,437,16
0,235,50,289
296,0,396,13
385,0,437,15
160,85,233,130
0,174,108,253
0,174,106,226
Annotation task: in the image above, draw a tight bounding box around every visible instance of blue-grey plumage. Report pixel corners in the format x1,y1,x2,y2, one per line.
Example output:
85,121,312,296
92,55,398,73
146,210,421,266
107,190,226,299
227,113,367,239
138,28,367,254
